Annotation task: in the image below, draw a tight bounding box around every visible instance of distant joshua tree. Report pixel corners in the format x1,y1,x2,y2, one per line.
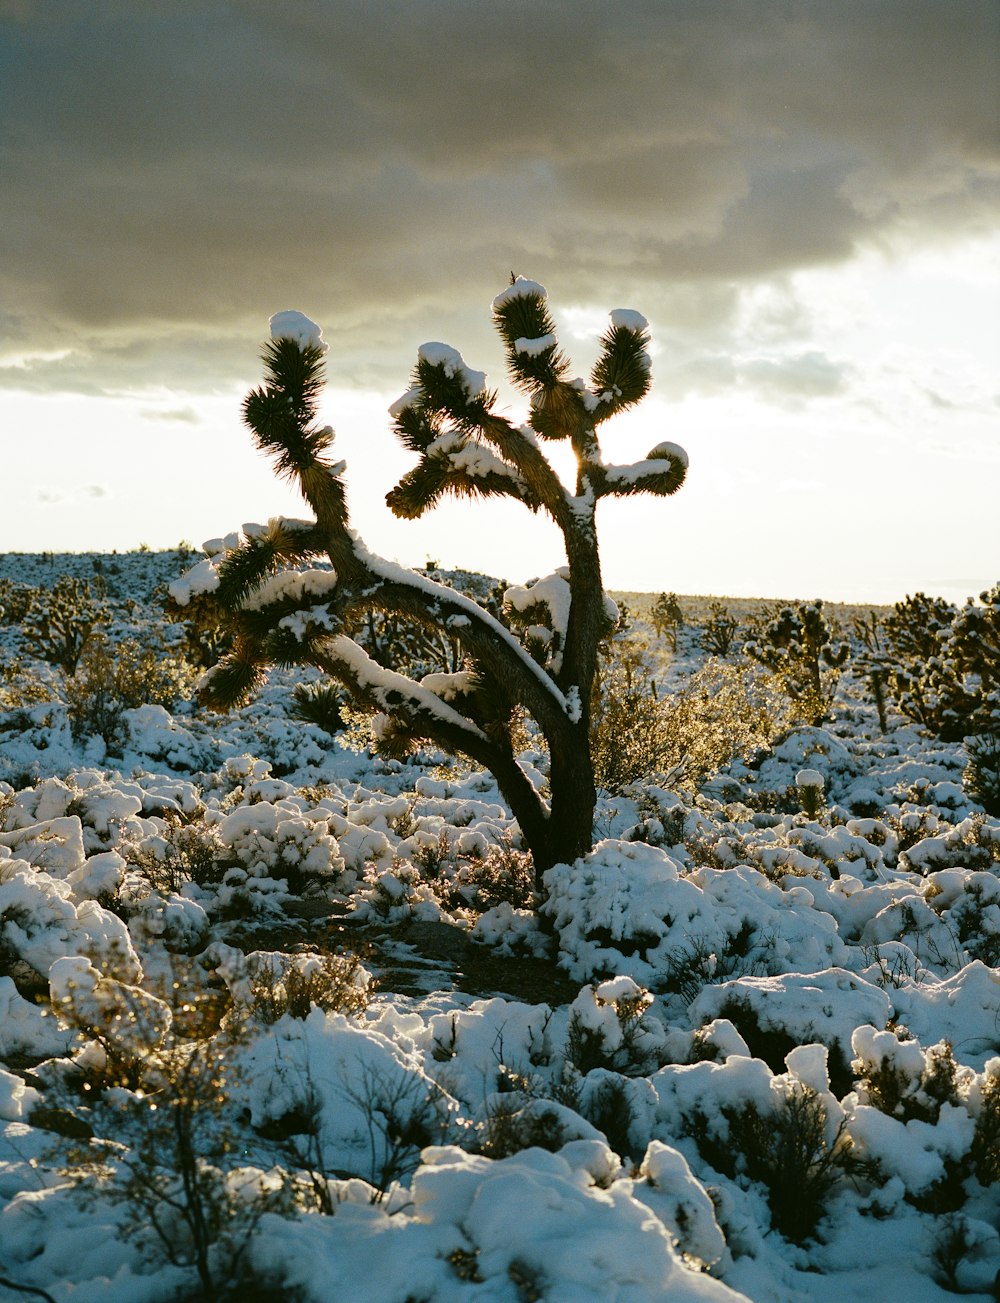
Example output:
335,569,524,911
175,278,688,885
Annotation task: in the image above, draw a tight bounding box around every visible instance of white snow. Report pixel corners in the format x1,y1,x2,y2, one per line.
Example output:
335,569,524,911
268,309,327,352
0,549,998,1303
492,276,547,309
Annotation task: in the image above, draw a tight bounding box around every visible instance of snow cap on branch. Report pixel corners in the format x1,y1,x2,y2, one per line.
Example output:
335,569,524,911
269,310,327,353
609,309,649,332
492,277,547,310
417,342,487,400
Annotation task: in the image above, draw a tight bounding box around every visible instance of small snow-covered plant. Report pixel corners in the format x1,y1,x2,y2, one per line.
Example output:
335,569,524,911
700,600,740,657
463,833,536,911
241,951,372,1023
851,1027,961,1124
563,977,656,1076
21,575,109,675
963,731,1000,817
650,591,684,650
62,631,195,747
743,600,849,725
725,1085,856,1244
969,1061,1000,1186
182,279,689,886
795,768,825,820
125,818,234,895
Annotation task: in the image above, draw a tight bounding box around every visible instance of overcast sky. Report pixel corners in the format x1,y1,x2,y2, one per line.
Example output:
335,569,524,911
1,0,998,602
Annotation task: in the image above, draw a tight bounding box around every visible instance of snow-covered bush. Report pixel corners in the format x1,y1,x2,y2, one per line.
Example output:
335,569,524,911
62,631,195,748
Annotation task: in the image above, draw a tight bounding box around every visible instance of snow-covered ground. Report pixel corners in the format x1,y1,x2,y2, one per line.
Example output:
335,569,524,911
0,552,997,1302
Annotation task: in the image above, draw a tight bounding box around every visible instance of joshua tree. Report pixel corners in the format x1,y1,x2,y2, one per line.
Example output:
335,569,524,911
176,278,687,883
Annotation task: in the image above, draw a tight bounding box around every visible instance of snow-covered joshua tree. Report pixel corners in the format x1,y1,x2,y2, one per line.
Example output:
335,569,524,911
175,278,687,885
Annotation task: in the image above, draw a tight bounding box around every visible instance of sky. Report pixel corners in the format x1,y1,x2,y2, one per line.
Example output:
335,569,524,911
1,0,998,604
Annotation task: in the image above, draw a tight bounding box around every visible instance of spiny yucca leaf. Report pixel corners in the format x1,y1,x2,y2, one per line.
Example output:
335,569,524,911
493,291,569,394
198,654,267,711
215,539,282,611
590,324,652,417
261,338,326,417
414,360,496,429
392,402,442,455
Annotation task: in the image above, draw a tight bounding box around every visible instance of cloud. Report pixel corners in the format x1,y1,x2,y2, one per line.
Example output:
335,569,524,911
140,405,201,424
1,0,997,394
34,483,111,506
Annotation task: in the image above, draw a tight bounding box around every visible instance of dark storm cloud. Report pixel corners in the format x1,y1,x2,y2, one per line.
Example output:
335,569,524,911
1,0,997,393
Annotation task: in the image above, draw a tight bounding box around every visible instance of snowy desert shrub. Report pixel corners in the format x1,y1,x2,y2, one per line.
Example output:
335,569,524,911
21,575,109,675
724,1085,856,1244
184,278,690,883
563,976,658,1076
239,950,372,1024
593,652,782,795
126,819,235,894
58,1023,290,1302
850,609,891,732
743,600,849,726
62,631,195,747
851,1027,962,1124
795,767,825,819
590,623,671,792
700,600,740,657
463,833,536,911
963,731,1000,817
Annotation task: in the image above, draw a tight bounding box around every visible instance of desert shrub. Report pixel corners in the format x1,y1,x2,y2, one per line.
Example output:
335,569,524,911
970,1067,1000,1186
48,964,290,1301
852,1030,960,1124
725,1087,856,1244
0,655,53,710
590,623,670,792
592,631,782,794
743,600,849,725
290,680,345,734
62,632,196,747
476,1097,573,1161
700,600,740,657
21,575,109,675
241,951,372,1023
964,732,1000,817
126,820,235,894
463,834,536,911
